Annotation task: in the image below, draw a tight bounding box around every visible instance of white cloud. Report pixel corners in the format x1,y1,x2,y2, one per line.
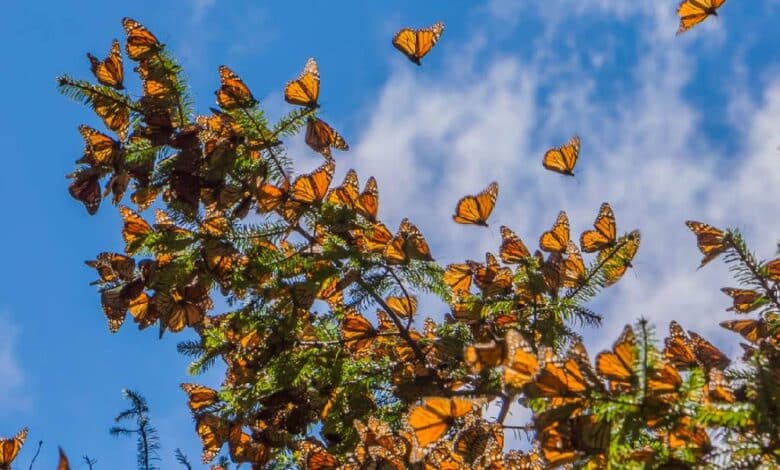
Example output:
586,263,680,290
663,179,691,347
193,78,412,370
347,2,780,362
0,312,29,414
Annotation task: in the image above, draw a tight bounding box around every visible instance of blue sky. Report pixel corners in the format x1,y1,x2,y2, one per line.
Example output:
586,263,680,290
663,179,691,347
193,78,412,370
1,0,780,468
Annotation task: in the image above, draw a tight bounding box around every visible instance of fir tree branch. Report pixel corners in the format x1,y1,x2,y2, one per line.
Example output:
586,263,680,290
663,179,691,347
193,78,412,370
727,236,780,312
240,108,290,186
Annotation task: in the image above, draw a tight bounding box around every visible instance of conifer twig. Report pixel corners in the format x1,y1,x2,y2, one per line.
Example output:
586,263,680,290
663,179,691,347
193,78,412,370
27,440,42,470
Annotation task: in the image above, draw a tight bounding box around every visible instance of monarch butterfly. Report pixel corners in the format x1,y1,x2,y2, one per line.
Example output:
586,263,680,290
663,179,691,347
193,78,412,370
87,39,124,89
327,169,359,207
384,219,434,264
341,311,377,354
284,57,320,108
525,354,590,402
228,424,270,465
720,316,777,344
156,281,212,333
291,160,335,204
0,428,28,468
119,206,153,254
122,18,160,60
90,93,130,140
452,181,498,226
541,252,564,293
385,295,417,318
580,203,616,253
406,397,475,447
86,252,136,284
195,413,229,463
596,325,636,391
685,220,728,268
355,177,379,221
100,278,145,332
216,65,257,109
677,0,726,34
305,117,349,157
68,169,102,215
540,211,570,253
561,242,586,288
352,222,394,254
443,263,473,295
499,225,530,264
663,320,698,369
721,287,763,313
706,368,735,403
181,383,219,411
136,59,175,100
688,330,730,370
257,179,291,213
57,448,71,470
298,439,339,469
599,230,640,286
538,420,579,466
470,253,513,296
765,258,780,281
464,340,504,373
392,22,445,65
666,416,711,456
453,421,504,465
503,330,540,389
77,125,120,167
543,136,580,176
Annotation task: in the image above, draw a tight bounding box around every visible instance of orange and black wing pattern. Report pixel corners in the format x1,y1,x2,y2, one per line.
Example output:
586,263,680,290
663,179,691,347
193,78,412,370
406,397,474,447
500,225,530,263
291,160,335,204
392,22,445,65
284,57,320,108
540,211,570,254
663,321,698,369
88,39,124,89
356,177,379,221
0,427,28,468
686,220,728,268
119,206,153,254
341,311,377,354
677,0,726,34
216,66,257,109
305,117,349,157
452,181,498,226
721,287,762,313
181,383,219,412
596,325,636,391
543,136,580,176
580,203,616,253
122,18,160,60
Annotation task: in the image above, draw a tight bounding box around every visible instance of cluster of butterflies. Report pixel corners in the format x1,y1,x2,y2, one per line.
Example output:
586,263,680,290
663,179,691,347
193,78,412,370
686,220,780,360
447,201,640,326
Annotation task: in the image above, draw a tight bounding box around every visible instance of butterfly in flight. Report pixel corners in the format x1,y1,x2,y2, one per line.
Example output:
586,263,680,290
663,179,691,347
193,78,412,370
677,0,726,34
392,22,445,65
452,181,498,226
543,136,580,176
284,57,320,109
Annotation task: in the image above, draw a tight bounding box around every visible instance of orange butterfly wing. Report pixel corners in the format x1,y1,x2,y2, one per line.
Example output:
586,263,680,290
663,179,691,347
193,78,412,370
407,397,473,447
392,23,444,65
685,220,728,267
119,206,153,254
596,325,635,390
580,203,616,253
452,181,498,226
677,0,726,34
181,383,219,412
216,65,257,109
356,176,379,221
88,39,124,89
499,225,530,263
284,57,320,108
122,17,160,60
540,211,570,253
543,136,580,176
292,160,335,204
305,117,349,157
0,428,28,467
